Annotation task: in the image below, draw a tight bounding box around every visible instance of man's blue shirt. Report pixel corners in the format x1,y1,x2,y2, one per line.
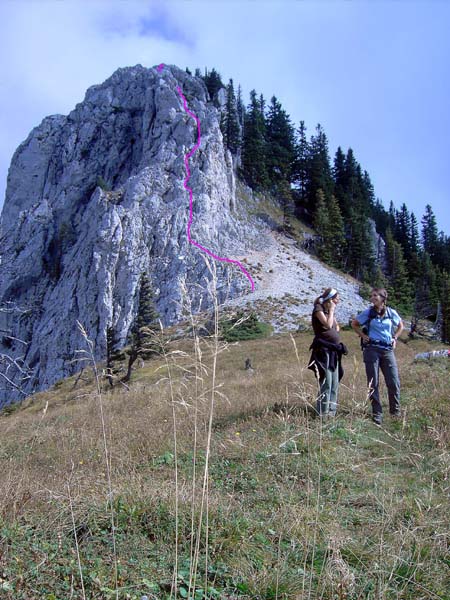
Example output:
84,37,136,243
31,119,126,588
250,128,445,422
356,307,401,346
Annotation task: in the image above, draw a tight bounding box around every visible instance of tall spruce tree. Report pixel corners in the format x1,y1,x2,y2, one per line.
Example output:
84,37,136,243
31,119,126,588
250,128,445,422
222,79,241,154
421,205,439,263
304,124,334,218
105,326,117,387
345,202,376,281
241,90,268,189
441,273,450,343
313,191,346,269
384,229,413,313
434,232,450,272
409,213,420,255
362,170,376,210
278,179,295,236
125,274,160,382
203,67,223,100
236,84,245,128
265,96,296,187
394,204,412,260
333,146,347,217
414,252,440,319
293,120,310,215
371,198,392,236
313,189,332,264
327,195,347,269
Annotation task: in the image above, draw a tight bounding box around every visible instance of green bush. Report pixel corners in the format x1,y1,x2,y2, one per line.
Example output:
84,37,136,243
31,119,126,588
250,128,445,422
219,311,272,342
96,176,111,192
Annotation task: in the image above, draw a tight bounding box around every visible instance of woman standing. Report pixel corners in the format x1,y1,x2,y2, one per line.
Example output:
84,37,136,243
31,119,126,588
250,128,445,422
351,288,404,425
308,288,347,417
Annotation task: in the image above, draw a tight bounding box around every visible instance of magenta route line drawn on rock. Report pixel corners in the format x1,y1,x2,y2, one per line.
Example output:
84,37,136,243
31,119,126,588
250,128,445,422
156,64,254,291
176,85,255,292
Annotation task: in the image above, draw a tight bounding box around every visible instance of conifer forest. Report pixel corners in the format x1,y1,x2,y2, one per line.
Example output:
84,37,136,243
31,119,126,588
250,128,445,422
200,67,450,342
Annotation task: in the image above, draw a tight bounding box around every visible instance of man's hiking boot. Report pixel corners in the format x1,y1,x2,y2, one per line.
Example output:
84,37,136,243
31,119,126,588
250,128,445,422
372,414,382,426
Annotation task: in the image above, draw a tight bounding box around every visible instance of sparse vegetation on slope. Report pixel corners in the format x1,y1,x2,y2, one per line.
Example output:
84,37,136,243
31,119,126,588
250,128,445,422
0,327,448,599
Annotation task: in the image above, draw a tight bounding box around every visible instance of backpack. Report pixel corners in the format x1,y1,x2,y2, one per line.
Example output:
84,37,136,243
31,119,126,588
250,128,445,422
361,306,394,349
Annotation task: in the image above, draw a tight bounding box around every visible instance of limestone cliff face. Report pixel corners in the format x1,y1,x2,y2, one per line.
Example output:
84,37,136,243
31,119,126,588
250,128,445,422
0,65,256,404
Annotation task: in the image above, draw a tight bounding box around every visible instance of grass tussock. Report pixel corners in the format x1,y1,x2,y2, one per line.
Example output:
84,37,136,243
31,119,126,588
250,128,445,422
0,301,449,599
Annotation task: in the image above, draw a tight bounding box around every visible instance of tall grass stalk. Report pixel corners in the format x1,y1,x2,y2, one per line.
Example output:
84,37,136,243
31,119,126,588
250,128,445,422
77,322,118,599
180,280,207,600
186,258,222,598
159,322,180,600
11,399,48,519
307,395,324,600
67,463,86,600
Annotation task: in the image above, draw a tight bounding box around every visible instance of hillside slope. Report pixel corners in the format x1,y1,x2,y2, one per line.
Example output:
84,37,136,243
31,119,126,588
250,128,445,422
225,229,367,331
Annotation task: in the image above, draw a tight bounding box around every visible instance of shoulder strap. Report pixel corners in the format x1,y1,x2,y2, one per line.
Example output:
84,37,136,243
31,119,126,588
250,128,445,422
366,307,378,336
386,307,395,335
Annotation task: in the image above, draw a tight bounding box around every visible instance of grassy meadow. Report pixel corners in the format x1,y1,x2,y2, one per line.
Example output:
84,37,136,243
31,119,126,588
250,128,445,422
0,322,449,599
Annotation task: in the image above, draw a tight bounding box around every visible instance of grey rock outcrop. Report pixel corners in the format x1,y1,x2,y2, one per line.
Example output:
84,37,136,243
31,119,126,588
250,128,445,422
0,65,257,404
368,218,386,270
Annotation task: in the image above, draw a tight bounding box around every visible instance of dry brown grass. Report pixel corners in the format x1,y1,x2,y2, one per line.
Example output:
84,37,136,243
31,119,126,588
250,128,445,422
0,330,446,516
0,320,448,598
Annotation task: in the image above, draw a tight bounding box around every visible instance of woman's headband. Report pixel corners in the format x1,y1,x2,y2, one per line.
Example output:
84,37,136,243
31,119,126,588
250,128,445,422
320,288,338,303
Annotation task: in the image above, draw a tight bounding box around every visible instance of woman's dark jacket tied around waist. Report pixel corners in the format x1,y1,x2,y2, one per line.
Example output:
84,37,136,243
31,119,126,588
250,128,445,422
308,337,348,381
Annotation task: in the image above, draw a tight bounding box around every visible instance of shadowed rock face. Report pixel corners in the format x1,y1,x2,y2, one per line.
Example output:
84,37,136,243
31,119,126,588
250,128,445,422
0,65,255,404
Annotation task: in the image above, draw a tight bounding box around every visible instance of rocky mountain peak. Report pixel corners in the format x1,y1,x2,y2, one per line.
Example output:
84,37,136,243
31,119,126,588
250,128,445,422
0,64,254,403
0,64,366,406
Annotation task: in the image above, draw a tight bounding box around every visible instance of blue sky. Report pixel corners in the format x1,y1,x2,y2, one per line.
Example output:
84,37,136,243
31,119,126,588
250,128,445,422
1,0,449,235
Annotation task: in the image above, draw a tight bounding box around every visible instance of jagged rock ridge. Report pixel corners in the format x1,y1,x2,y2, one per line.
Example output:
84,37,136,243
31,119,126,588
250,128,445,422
0,65,260,404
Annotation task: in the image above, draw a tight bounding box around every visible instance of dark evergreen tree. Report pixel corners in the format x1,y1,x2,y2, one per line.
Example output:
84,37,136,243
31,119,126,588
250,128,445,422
371,198,391,237
125,274,160,382
292,121,310,215
434,231,450,272
384,229,413,313
203,68,223,100
259,93,266,116
313,191,346,268
327,195,347,269
414,252,440,320
241,90,268,189
222,79,241,154
265,96,296,187
333,148,361,220
394,203,412,259
388,201,397,232
236,84,245,128
361,170,376,210
304,124,334,217
333,146,347,217
220,311,270,342
441,272,450,343
313,190,332,264
421,204,439,262
105,326,116,388
278,178,295,236
409,212,420,256
345,202,376,281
